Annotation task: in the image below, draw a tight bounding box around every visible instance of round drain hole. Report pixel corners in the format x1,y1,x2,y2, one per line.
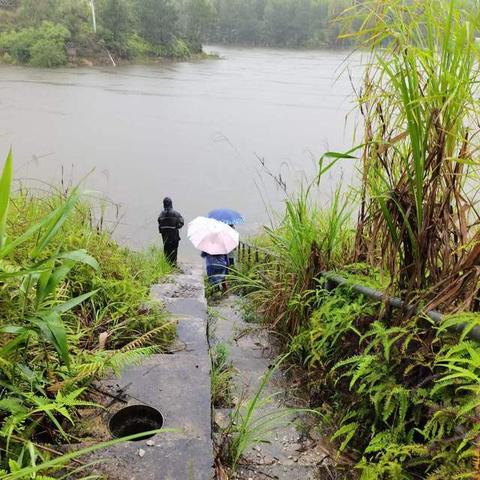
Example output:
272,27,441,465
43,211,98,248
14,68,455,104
109,405,164,441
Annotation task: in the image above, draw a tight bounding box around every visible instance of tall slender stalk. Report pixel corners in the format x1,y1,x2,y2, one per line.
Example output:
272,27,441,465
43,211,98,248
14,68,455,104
344,0,480,307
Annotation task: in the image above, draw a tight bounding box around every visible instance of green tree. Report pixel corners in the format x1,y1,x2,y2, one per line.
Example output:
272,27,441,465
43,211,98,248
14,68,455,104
265,0,323,47
205,0,354,47
52,0,91,40
29,37,67,66
264,0,297,46
212,0,264,44
0,21,70,65
133,0,179,45
180,0,215,43
16,0,56,26
97,0,133,48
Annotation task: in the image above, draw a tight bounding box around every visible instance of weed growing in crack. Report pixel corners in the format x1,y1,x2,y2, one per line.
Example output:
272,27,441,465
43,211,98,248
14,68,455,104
211,343,235,409
215,355,320,473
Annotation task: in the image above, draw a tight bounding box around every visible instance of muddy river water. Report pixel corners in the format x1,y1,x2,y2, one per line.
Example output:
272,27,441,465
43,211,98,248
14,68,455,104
0,45,363,256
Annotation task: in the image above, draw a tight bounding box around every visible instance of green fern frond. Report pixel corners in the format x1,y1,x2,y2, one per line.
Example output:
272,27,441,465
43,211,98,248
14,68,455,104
108,346,159,374
365,431,393,454
119,321,176,352
331,421,359,452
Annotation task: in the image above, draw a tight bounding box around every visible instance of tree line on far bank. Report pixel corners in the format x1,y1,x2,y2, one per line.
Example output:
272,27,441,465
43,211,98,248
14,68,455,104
206,0,355,48
0,0,355,68
0,0,202,67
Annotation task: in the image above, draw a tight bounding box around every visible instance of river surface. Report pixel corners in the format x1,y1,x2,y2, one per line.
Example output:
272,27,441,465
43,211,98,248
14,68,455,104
0,45,363,257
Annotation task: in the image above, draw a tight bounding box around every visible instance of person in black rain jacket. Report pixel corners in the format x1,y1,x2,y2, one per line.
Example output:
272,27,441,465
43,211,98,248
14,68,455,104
158,197,184,266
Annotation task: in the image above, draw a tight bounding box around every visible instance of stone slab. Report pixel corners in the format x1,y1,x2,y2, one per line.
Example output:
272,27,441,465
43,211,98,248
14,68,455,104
176,316,209,354
165,297,208,319
212,296,326,480
90,352,213,479
89,436,212,480
100,353,211,436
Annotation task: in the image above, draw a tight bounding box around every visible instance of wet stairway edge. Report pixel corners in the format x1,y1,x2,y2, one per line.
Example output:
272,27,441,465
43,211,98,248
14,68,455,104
87,262,214,480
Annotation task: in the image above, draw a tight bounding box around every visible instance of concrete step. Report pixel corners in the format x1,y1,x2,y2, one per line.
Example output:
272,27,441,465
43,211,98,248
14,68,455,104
87,263,213,480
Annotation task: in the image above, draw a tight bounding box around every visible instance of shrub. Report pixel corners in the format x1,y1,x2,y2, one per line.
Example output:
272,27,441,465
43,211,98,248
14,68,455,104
166,38,191,59
29,39,67,67
0,152,174,474
126,32,152,57
0,21,70,66
0,28,35,63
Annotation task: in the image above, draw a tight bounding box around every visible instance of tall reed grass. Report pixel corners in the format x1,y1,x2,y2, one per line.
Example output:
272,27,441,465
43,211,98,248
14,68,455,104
343,0,480,308
234,183,355,337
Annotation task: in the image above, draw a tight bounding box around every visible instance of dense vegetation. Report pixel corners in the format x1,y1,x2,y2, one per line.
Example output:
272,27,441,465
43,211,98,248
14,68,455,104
207,0,354,47
0,151,174,477
236,0,480,478
0,0,358,68
0,0,202,67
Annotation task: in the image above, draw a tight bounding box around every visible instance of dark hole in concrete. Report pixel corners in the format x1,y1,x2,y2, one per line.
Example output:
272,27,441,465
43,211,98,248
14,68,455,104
109,405,163,441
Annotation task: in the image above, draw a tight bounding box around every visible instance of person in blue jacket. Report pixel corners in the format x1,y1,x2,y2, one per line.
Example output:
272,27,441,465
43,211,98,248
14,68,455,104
201,251,228,293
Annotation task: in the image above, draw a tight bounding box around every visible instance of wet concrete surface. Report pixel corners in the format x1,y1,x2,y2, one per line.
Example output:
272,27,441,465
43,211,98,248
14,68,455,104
87,263,214,480
211,296,335,480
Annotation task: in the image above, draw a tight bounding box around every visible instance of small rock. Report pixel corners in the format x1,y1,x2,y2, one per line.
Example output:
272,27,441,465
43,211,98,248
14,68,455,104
309,428,323,442
263,454,275,465
137,449,146,457
146,440,155,446
213,410,230,430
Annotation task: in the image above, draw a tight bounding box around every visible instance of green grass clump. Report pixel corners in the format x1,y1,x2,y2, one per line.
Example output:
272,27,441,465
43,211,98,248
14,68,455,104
242,252,480,478
345,0,480,306
233,184,355,336
229,2,480,475
210,343,235,408
234,1,480,477
293,287,480,479
235,151,480,477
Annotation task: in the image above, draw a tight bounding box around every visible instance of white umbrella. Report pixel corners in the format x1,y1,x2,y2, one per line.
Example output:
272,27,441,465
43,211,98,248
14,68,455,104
188,216,239,255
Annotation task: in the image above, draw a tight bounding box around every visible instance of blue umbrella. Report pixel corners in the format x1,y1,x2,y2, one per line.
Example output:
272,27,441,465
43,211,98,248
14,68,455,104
208,208,244,225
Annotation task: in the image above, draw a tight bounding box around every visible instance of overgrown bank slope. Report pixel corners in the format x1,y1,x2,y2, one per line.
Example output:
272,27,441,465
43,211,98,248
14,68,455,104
0,151,174,477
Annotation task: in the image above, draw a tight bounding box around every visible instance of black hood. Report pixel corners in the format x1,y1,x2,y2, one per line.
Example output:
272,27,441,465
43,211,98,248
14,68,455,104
163,197,173,209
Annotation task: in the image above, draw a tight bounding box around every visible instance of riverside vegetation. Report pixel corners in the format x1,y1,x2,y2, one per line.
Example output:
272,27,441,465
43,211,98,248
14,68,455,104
0,0,205,67
0,0,359,68
0,150,174,478
205,0,356,48
235,1,480,478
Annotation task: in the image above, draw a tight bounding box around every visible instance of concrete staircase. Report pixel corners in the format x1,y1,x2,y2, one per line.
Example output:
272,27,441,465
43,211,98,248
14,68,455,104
90,263,213,480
